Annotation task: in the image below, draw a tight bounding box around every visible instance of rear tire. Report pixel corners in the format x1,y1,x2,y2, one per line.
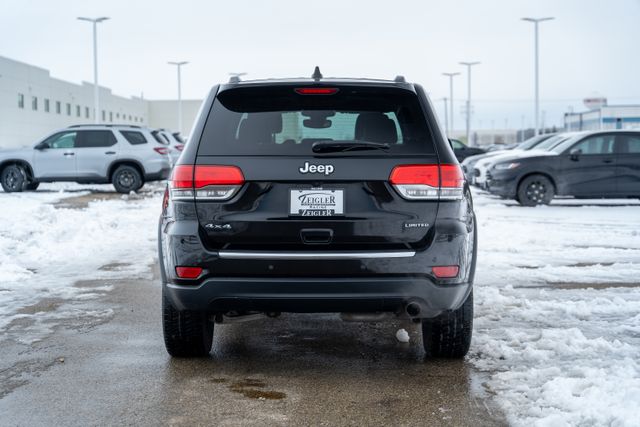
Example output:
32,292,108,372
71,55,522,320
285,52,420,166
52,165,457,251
112,165,143,193
162,291,213,357
1,164,26,192
517,174,555,206
421,291,473,358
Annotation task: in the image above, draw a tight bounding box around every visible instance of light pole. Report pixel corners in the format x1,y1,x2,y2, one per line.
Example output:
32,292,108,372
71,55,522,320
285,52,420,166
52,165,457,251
168,61,189,132
77,17,109,124
441,97,449,133
442,72,460,134
459,61,480,146
522,17,554,135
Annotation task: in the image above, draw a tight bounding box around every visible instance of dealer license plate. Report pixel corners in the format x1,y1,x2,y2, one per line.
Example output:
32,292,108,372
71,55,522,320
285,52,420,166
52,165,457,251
289,189,344,216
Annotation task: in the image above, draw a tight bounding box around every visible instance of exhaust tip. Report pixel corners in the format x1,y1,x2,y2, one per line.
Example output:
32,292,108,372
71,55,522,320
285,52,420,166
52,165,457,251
405,302,421,317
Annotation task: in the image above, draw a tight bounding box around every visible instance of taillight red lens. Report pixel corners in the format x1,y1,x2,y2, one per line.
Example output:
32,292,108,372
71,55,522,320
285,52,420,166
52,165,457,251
171,165,194,188
389,164,464,200
154,147,169,155
175,266,203,279
294,88,339,95
389,165,440,187
440,164,465,188
432,266,459,278
194,165,244,188
169,165,244,201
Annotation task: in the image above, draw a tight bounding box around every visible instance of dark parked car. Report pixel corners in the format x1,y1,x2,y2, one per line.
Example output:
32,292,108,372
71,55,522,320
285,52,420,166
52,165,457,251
460,133,556,183
450,139,486,162
486,130,640,206
159,71,477,358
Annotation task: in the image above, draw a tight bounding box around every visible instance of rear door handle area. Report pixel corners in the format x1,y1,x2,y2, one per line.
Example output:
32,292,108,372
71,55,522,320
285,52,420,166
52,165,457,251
602,158,614,164
63,152,75,156
300,228,333,245
105,151,116,155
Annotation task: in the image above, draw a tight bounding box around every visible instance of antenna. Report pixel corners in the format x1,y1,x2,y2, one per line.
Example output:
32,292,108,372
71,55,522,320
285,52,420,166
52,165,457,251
312,66,323,81
394,75,406,83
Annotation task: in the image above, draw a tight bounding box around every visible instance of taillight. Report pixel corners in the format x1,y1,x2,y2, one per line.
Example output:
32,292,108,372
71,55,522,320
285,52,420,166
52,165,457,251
389,164,464,200
294,88,339,95
169,165,244,201
175,266,203,279
154,147,169,155
175,144,185,151
432,265,459,279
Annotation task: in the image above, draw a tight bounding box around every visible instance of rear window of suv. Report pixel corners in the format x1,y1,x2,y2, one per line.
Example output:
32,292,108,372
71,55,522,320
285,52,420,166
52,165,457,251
198,85,435,156
120,130,148,145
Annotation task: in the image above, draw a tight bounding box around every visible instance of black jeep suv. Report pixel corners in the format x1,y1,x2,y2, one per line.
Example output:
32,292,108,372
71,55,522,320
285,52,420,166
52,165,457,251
158,70,477,358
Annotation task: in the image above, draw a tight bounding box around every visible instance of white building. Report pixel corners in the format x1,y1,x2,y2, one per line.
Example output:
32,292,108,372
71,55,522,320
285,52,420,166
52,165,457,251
564,105,640,131
147,99,203,136
0,56,202,148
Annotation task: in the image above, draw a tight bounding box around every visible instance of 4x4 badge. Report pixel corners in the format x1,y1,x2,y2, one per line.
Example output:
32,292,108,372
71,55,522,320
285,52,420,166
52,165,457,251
205,223,232,231
299,161,334,176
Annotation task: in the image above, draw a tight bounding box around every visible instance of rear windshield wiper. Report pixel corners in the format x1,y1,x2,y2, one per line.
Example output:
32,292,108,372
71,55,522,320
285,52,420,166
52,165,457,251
311,140,390,153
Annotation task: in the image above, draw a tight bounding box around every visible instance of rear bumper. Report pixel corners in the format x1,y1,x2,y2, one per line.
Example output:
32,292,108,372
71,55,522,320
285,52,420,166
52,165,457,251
164,276,472,319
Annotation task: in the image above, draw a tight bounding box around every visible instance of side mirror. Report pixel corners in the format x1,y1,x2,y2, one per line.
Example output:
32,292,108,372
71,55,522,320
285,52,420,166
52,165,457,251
569,148,582,160
35,142,49,150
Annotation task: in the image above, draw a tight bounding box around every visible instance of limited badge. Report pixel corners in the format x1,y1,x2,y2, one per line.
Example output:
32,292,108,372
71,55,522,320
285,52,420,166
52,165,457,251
403,222,430,229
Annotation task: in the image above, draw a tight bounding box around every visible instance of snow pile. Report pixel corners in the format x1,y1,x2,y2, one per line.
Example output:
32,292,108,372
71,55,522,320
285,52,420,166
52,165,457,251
471,192,640,426
395,328,410,343
0,183,162,341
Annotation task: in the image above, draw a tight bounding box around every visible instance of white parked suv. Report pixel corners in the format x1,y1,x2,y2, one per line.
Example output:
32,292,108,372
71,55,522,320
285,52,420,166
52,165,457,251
154,129,186,165
0,124,171,193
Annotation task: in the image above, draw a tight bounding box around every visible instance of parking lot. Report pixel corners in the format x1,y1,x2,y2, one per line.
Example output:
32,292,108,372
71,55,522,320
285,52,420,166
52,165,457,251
1,184,638,425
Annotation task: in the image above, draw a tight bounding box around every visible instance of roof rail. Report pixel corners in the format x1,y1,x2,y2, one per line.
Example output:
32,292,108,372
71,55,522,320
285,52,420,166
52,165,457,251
394,75,406,83
68,124,142,129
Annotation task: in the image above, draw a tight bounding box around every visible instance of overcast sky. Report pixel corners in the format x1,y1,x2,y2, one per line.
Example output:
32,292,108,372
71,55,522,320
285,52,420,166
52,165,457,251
2,0,639,130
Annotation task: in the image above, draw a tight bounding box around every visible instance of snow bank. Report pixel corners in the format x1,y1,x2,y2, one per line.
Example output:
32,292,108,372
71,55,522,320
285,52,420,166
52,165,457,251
0,183,161,342
471,191,640,426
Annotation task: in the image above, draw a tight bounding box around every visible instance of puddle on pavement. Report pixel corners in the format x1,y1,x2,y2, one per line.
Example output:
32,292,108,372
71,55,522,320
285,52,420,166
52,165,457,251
16,298,64,315
516,262,617,270
543,282,640,289
98,262,132,272
228,378,286,400
52,193,122,209
520,282,640,290
51,189,159,210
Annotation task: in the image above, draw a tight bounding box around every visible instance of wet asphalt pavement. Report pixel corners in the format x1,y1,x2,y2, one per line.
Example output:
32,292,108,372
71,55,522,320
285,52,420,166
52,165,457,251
0,193,504,426
0,273,503,426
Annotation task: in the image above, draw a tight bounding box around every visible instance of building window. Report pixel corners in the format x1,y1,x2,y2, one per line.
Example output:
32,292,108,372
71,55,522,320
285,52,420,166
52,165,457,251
109,111,113,122
66,103,71,116
18,93,25,108
32,96,38,111
116,113,120,119
102,110,106,121
85,107,90,119
44,99,50,112
76,105,81,117
56,101,61,114
128,114,132,121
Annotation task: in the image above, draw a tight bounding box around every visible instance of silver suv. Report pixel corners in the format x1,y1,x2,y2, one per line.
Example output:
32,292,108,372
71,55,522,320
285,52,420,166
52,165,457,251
0,125,171,193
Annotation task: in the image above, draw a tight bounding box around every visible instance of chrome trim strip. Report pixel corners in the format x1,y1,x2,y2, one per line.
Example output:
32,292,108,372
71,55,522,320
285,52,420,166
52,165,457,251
217,250,416,260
